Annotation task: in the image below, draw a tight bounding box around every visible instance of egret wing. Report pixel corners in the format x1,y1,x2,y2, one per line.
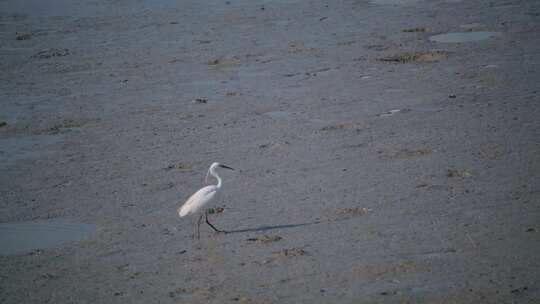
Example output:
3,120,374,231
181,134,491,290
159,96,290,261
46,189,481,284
178,185,217,217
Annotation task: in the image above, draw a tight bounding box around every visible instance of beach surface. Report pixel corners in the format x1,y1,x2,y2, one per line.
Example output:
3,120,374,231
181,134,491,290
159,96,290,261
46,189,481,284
1,0,539,303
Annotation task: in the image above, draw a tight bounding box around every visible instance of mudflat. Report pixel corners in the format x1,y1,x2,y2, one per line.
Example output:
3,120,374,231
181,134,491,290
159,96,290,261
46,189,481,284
1,0,539,303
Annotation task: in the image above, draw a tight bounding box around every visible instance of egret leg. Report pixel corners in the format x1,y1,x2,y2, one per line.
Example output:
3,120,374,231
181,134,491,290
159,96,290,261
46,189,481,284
205,210,228,233
196,214,203,239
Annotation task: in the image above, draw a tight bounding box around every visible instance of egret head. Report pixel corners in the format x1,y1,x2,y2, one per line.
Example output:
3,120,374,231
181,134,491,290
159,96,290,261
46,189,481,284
210,162,235,171
206,162,235,183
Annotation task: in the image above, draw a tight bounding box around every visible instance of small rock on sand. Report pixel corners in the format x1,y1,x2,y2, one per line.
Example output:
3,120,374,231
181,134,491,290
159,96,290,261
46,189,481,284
272,247,307,257
16,32,32,40
247,235,282,243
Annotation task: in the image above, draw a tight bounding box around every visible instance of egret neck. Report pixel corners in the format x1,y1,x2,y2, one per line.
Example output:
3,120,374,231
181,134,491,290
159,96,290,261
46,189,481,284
209,166,222,188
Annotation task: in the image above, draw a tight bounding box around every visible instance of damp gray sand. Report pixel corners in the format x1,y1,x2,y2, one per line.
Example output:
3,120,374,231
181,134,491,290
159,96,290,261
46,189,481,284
263,111,292,119
429,31,500,43
0,219,95,255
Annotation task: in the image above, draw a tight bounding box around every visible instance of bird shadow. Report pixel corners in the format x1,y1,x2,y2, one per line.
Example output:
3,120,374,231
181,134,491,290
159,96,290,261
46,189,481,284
226,221,322,234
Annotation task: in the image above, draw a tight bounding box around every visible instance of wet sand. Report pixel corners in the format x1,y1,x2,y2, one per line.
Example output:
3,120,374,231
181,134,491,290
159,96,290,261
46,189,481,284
1,0,539,303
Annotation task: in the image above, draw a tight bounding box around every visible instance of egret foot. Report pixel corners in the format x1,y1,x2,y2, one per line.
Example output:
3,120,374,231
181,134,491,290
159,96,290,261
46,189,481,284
205,210,228,234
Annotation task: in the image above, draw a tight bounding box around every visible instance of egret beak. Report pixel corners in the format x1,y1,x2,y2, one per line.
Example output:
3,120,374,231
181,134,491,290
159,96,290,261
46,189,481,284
219,164,235,170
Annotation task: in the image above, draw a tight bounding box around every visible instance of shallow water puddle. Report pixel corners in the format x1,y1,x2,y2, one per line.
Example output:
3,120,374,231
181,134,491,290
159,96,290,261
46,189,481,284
429,32,499,43
377,109,404,117
0,134,63,170
410,105,444,113
371,0,420,5
0,218,95,255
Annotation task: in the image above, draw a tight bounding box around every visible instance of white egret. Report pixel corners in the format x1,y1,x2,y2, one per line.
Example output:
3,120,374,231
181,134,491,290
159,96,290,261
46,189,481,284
178,162,235,238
